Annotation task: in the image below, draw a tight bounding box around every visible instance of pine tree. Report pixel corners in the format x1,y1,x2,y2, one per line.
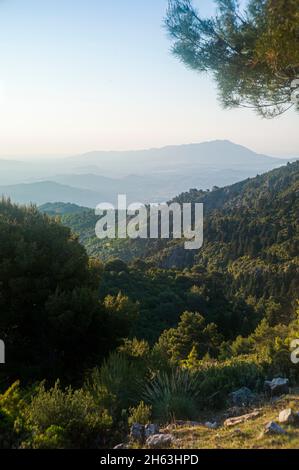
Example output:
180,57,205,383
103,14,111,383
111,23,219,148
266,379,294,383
165,0,299,117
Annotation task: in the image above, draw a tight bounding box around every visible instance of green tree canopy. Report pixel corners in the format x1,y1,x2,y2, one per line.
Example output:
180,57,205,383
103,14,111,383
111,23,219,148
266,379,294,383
165,0,299,117
157,311,223,363
0,199,133,383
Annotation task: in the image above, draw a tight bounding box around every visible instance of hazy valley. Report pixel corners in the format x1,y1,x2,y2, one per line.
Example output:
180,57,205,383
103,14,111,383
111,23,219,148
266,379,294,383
0,140,295,206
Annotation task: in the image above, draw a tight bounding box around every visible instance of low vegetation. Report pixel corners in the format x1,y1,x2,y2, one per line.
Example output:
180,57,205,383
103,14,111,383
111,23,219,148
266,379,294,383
170,391,299,449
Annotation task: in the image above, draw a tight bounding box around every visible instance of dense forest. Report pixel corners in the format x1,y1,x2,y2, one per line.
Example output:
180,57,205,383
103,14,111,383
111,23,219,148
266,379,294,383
0,161,298,449
42,160,299,336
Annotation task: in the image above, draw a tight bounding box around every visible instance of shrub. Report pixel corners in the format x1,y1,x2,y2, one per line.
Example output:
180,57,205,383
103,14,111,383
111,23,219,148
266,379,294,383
118,338,150,359
26,425,66,449
21,381,112,449
0,381,23,449
128,401,152,426
193,356,266,409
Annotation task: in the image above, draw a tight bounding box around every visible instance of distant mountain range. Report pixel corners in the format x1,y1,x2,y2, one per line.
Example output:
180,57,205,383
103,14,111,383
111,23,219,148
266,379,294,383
0,140,297,207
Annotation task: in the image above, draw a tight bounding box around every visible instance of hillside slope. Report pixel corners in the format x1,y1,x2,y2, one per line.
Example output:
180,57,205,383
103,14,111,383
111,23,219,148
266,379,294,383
45,160,298,271
0,181,104,207
41,161,299,341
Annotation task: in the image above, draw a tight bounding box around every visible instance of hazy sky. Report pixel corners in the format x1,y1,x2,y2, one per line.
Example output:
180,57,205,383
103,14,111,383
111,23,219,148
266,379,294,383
0,0,298,158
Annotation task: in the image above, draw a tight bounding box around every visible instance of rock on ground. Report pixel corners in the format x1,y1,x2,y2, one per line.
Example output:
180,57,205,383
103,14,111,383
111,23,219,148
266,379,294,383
264,378,289,396
205,421,218,429
146,434,175,449
224,410,260,427
130,423,161,443
229,387,257,407
130,423,144,443
113,443,128,449
278,408,298,424
264,421,286,435
145,424,160,438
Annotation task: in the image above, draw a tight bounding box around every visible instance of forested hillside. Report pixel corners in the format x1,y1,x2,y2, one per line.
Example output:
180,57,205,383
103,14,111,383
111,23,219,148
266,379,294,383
0,162,298,449
43,161,299,335
48,161,298,264
157,161,299,316
1,0,298,453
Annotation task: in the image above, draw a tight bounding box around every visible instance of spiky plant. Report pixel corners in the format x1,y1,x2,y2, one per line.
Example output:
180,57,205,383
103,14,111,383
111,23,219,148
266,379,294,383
143,368,200,423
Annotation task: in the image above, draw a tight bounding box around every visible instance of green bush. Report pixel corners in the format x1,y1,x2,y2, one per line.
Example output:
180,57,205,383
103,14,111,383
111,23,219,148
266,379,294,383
118,338,150,359
128,401,152,426
26,425,66,449
87,353,145,419
21,381,112,449
193,357,266,408
0,381,23,449
226,308,299,384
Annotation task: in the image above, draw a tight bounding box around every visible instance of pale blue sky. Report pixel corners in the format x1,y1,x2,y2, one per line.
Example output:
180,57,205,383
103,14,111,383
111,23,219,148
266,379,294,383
0,0,297,157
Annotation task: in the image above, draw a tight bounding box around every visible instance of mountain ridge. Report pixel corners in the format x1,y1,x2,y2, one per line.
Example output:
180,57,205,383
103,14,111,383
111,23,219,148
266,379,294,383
1,141,294,206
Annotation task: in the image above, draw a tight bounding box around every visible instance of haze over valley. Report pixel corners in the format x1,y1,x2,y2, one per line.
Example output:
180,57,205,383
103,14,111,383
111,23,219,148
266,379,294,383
0,140,295,207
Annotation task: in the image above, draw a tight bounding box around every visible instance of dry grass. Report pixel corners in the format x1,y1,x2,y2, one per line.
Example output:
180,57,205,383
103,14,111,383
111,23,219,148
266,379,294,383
164,392,299,449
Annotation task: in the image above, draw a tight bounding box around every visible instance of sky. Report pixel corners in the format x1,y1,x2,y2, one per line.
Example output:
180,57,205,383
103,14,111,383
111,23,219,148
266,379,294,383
0,0,298,158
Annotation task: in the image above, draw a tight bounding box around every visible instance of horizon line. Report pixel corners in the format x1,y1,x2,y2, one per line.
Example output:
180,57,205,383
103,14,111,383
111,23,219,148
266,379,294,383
0,139,298,161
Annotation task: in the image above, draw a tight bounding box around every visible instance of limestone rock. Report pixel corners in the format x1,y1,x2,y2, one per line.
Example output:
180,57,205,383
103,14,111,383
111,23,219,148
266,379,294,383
278,408,296,424
114,443,128,449
264,378,289,396
264,421,286,435
146,433,175,449
224,410,260,427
